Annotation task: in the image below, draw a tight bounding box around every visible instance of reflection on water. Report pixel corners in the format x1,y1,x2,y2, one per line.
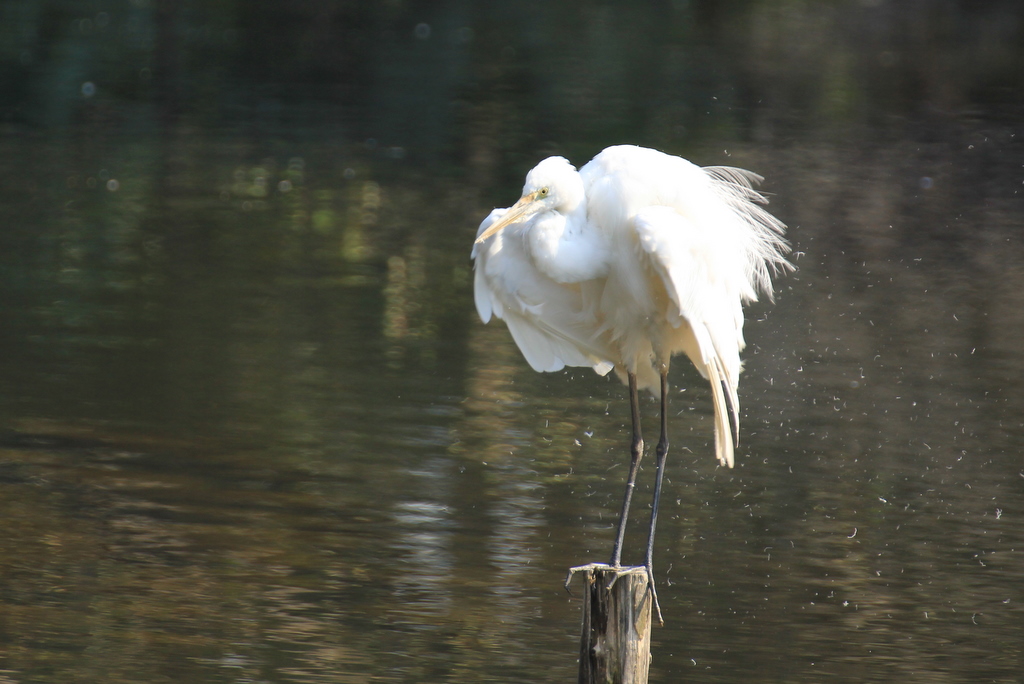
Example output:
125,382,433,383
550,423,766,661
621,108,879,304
2,0,1024,682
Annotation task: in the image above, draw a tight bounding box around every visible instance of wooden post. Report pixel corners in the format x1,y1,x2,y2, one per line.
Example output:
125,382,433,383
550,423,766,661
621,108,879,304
570,564,652,684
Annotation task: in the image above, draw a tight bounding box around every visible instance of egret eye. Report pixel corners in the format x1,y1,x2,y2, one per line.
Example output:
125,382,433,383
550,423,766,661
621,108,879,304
538,187,550,197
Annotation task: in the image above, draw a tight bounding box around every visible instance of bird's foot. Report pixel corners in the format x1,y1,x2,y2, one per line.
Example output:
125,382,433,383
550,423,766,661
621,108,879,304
564,562,647,594
645,563,664,626
565,562,664,624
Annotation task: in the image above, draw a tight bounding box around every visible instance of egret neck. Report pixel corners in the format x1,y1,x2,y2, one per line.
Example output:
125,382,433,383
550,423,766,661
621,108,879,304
527,200,609,283
514,158,610,284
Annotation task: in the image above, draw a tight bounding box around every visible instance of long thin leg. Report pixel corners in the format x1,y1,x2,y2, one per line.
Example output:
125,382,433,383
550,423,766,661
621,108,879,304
643,368,670,624
609,371,644,568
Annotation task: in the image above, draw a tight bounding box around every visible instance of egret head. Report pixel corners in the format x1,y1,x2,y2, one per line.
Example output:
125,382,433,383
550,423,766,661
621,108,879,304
475,156,583,244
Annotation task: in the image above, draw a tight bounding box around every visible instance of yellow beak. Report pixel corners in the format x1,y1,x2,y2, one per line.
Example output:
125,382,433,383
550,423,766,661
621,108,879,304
475,191,542,244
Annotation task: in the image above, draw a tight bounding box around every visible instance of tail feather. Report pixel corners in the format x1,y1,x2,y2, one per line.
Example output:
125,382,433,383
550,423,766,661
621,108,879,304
705,357,736,468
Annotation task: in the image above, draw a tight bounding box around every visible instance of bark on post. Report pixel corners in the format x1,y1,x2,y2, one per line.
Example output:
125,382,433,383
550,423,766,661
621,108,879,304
571,564,652,684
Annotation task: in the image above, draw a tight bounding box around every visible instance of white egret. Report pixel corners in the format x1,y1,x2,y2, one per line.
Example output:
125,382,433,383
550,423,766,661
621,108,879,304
471,144,791,620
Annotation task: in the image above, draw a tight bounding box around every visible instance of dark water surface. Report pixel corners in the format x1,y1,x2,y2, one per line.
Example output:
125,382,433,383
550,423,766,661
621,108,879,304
2,2,1024,682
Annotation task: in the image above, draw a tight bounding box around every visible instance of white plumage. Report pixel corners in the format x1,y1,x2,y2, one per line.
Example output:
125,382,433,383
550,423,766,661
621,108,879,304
472,144,791,468
472,145,791,617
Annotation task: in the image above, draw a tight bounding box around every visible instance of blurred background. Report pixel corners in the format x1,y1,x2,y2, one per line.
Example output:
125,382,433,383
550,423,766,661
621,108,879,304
1,1,1024,682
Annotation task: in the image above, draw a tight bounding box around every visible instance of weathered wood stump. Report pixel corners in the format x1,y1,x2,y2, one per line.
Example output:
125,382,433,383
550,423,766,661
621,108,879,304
569,563,653,684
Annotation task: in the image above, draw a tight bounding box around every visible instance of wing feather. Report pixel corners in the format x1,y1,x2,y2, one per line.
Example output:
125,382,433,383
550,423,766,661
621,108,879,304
633,206,744,466
473,210,614,376
703,166,793,299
